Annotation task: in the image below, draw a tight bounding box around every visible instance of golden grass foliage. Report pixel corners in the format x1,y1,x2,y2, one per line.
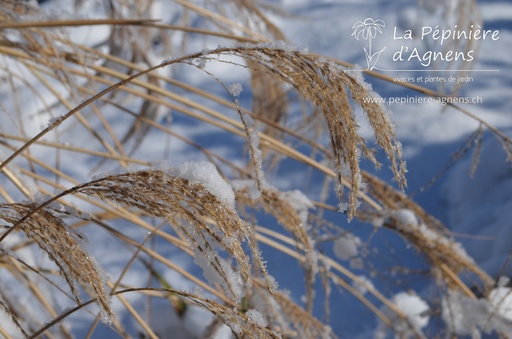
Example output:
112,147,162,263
0,0,511,338
0,202,112,319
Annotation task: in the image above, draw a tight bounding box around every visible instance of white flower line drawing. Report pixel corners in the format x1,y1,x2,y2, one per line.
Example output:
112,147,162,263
352,18,386,70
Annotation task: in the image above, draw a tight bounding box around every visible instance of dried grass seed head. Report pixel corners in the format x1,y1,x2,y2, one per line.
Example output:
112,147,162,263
211,44,407,218
0,203,113,321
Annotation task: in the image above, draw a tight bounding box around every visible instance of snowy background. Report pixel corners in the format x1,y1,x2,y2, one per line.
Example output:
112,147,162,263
1,0,512,337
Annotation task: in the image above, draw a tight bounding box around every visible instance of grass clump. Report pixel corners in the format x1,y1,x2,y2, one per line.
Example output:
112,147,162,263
0,0,511,338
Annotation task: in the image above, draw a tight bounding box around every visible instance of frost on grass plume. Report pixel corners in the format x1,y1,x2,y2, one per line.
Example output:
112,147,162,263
336,157,363,213
278,189,315,226
246,309,268,328
194,57,207,69
193,247,243,301
236,112,265,200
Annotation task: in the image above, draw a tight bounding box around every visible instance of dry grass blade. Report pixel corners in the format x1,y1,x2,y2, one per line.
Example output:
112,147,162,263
411,125,485,195
251,284,335,338
0,19,159,29
0,297,29,338
470,123,484,178
30,287,280,339
0,0,38,16
247,59,289,163
254,225,423,336
234,183,318,311
324,54,512,164
0,203,112,321
228,0,287,41
0,243,81,324
227,0,290,167
362,172,494,292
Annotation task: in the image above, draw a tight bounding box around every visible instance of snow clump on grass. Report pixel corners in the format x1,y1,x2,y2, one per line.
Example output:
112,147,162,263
375,291,430,338
169,161,235,210
351,275,375,295
333,233,361,261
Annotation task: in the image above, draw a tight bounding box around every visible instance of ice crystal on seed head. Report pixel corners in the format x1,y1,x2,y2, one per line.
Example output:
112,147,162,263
161,56,173,64
246,309,268,327
227,82,243,97
195,57,207,69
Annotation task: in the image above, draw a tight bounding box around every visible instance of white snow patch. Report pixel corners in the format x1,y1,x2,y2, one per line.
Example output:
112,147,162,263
212,324,233,339
372,216,385,228
489,287,512,321
169,161,235,210
375,291,430,339
442,290,512,336
231,179,262,200
392,292,430,330
392,209,418,230
333,233,361,261
266,274,279,292
498,276,511,287
351,275,374,295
